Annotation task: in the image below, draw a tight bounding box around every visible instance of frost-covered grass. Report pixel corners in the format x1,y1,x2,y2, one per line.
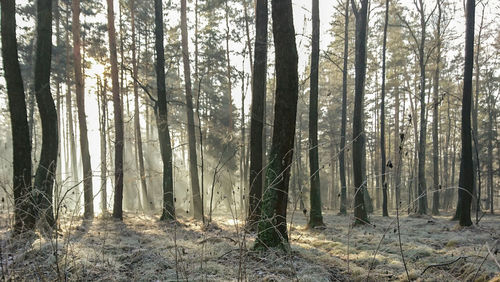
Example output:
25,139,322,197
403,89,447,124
0,209,499,281
290,210,500,281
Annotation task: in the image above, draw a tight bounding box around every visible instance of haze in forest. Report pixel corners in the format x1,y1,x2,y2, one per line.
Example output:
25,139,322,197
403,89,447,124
0,0,499,280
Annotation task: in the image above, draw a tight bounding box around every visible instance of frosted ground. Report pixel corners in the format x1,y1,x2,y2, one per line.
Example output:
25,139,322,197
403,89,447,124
1,210,499,281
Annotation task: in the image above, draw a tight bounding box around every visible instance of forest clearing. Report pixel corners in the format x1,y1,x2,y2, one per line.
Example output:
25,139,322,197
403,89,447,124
1,210,499,281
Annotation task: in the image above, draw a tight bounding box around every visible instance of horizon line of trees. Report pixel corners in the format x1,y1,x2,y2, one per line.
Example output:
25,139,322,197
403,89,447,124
1,0,499,250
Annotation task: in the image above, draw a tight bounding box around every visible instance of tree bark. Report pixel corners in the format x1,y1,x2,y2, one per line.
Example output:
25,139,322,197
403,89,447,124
308,0,325,228
34,0,57,228
72,0,94,219
64,4,79,191
339,0,349,215
97,79,108,214
155,0,176,220
247,0,268,227
431,0,442,216
106,0,125,220
1,0,36,233
130,0,151,213
255,0,298,250
351,0,370,225
457,0,475,227
181,0,203,219
416,0,428,215
380,0,389,217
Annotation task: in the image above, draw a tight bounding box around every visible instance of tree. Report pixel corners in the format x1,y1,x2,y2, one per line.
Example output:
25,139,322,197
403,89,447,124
72,0,94,219
130,0,150,212
255,0,298,250
351,0,370,225
431,0,442,216
33,0,58,227
154,0,175,220
414,0,434,215
1,0,36,233
247,0,268,227
339,0,349,215
308,0,325,228
97,78,108,214
106,0,125,220
457,0,475,227
181,0,203,219
64,2,79,192
380,0,389,217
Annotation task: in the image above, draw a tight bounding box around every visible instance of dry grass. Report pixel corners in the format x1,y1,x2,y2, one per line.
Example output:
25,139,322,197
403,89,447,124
0,209,499,281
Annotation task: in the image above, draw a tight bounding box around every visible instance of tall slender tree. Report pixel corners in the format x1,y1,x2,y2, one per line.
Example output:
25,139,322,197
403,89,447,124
308,0,325,228
431,0,442,216
351,0,370,225
72,0,93,219
380,0,389,217
130,0,150,212
414,0,432,215
247,0,268,228
1,0,36,233
64,2,79,190
181,0,203,219
106,0,125,220
34,0,57,227
339,0,349,215
255,0,298,250
457,0,475,227
155,0,176,220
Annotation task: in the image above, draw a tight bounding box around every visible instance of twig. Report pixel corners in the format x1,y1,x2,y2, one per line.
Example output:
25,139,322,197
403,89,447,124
396,192,410,281
421,256,466,275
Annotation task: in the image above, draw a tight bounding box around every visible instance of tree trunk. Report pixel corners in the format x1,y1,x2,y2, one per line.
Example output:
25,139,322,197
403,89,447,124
64,4,79,192
339,0,349,216
431,1,442,216
55,0,62,201
255,0,298,250
308,0,325,228
394,82,402,210
443,92,451,210
1,0,36,233
351,0,370,225
457,0,475,227
72,0,93,219
130,0,151,213
33,0,57,228
416,0,428,215
225,0,233,130
181,0,203,219
155,0,176,220
486,80,494,214
247,0,268,227
98,79,108,214
107,0,125,220
380,0,389,217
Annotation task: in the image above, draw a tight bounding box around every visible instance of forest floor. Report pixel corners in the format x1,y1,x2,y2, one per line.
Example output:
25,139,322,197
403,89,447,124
1,209,499,281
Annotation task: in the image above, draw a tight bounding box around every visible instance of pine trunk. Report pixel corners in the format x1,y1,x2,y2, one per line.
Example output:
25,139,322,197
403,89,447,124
181,0,203,219
155,0,176,220
247,0,268,227
255,0,298,250
1,0,36,232
107,0,125,220
352,0,370,225
457,0,475,226
34,0,57,227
